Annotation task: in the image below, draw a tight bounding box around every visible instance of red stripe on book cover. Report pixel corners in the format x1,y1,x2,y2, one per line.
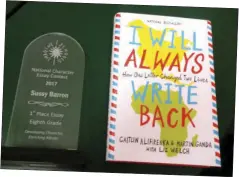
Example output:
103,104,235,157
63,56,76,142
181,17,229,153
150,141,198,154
113,75,118,80
214,138,219,143
112,89,118,94
213,122,218,128
110,116,116,122
113,61,119,66
115,36,120,40
115,24,120,28
114,48,119,52
209,55,214,60
208,43,213,48
215,152,221,158
109,145,115,151
212,109,217,115
111,103,117,108
211,82,215,87
212,95,216,101
210,68,214,73
109,131,115,136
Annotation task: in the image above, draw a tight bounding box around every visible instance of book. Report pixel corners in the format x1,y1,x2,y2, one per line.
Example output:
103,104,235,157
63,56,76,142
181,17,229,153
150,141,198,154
106,12,221,167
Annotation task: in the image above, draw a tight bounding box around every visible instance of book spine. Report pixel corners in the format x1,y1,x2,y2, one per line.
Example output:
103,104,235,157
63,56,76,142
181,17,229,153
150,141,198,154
207,20,221,167
106,13,121,161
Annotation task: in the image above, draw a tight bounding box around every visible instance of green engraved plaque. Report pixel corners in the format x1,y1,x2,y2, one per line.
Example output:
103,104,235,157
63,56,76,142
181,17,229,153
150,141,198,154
5,33,85,150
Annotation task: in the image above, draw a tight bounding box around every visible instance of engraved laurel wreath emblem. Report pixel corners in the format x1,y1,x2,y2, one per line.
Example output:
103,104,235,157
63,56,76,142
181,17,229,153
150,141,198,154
43,40,68,65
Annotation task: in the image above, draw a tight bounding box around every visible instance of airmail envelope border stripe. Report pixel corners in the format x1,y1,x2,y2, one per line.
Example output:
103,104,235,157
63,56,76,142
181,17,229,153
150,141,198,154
208,20,221,167
107,13,121,160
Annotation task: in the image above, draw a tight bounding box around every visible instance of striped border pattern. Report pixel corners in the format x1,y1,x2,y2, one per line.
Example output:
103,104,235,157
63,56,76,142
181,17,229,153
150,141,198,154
207,20,221,166
107,13,121,160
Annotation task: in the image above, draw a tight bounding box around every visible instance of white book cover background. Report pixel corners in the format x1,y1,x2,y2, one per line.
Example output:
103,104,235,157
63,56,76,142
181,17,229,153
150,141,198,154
106,12,221,167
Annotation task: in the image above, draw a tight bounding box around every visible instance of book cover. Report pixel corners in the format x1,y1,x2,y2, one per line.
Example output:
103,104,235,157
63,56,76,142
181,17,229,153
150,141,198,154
106,12,221,167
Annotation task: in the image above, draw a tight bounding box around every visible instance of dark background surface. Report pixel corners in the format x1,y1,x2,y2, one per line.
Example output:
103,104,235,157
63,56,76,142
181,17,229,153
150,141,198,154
1,1,238,176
